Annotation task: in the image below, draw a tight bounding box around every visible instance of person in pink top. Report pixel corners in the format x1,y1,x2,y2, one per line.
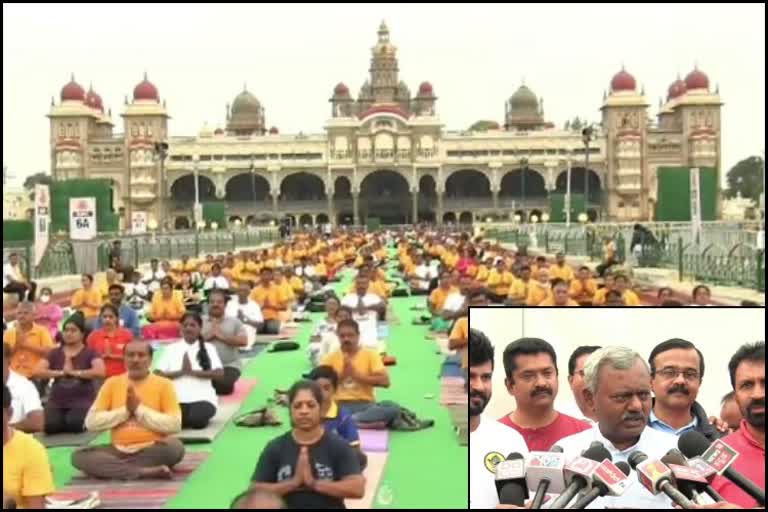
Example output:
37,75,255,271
455,247,477,276
497,338,591,451
34,287,63,341
711,342,765,509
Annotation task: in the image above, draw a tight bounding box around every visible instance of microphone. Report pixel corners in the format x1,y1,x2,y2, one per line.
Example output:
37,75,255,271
661,451,708,503
495,452,528,506
628,450,694,509
663,448,725,503
678,431,765,506
548,443,611,509
525,449,567,509
568,459,632,509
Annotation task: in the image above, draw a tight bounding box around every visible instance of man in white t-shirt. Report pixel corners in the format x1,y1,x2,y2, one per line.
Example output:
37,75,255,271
340,275,384,350
224,282,264,350
407,253,434,294
203,263,231,292
3,252,37,302
552,346,677,509
443,274,473,321
142,259,167,293
3,342,43,433
469,328,528,509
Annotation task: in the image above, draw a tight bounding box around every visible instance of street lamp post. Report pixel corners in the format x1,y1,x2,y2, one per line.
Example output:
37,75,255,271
154,141,169,231
582,126,593,220
565,152,572,227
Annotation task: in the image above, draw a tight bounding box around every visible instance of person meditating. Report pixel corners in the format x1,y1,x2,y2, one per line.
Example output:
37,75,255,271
143,278,186,340
154,312,223,429
250,379,365,509
72,339,185,480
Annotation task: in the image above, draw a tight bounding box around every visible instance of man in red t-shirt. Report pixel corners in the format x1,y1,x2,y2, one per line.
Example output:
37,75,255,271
711,342,765,509
497,338,591,451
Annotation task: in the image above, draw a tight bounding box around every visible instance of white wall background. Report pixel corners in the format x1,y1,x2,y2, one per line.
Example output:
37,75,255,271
469,308,765,421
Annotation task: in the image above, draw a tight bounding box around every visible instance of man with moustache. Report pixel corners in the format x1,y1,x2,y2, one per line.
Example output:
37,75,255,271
553,346,678,508
648,338,728,440
711,342,765,508
497,338,591,451
468,328,528,509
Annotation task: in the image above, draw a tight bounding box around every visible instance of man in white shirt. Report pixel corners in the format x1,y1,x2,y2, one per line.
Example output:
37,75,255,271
3,342,43,433
442,274,473,321
203,263,230,292
340,274,385,350
559,345,602,424
469,328,529,509
408,253,433,294
225,282,264,350
552,346,677,509
142,259,166,293
3,252,37,302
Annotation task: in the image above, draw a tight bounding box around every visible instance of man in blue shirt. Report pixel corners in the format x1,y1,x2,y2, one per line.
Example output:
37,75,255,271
647,338,728,440
93,284,140,337
306,365,367,470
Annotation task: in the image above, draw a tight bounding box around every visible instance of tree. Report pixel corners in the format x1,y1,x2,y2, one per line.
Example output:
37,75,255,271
23,172,52,200
469,120,500,132
724,156,763,202
570,117,583,131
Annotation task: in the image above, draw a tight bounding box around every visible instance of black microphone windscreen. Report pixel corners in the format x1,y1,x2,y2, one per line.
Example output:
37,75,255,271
582,443,612,463
550,444,564,453
627,450,647,469
678,431,711,458
506,452,525,461
662,450,688,467
615,461,631,476
499,484,527,506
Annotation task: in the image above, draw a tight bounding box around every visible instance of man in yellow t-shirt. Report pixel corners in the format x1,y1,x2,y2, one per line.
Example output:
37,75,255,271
507,265,532,305
569,266,597,305
592,274,617,306
3,302,54,379
72,340,185,480
526,268,552,306
548,252,575,284
486,259,515,304
614,274,641,306
249,267,288,334
449,288,489,370
71,273,103,324
320,319,398,426
538,279,580,306
3,384,55,509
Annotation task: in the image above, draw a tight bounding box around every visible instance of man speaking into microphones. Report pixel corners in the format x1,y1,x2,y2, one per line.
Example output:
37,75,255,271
550,346,680,508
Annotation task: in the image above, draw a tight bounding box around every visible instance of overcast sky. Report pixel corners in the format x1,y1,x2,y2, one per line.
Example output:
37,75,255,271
3,3,765,188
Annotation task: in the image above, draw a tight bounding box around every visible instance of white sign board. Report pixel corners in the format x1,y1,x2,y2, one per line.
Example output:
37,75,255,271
34,184,51,267
131,211,148,234
69,197,97,240
690,167,702,243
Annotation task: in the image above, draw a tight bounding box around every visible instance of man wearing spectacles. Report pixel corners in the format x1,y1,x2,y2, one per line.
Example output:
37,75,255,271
648,338,729,440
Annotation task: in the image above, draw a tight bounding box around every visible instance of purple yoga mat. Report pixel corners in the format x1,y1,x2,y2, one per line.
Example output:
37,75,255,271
359,429,389,452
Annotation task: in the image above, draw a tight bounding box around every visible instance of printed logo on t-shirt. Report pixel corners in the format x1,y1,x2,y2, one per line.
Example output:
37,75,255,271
484,451,504,473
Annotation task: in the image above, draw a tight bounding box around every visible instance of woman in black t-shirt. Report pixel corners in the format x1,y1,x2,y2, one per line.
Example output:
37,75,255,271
251,380,365,509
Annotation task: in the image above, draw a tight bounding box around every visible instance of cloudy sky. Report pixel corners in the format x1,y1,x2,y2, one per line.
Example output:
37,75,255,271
3,3,765,187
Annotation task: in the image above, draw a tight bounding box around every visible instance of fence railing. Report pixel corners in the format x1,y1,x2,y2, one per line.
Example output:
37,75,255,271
3,227,278,281
484,225,765,292
95,227,279,272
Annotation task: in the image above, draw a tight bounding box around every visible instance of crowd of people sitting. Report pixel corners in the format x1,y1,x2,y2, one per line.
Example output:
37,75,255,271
1,228,449,508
